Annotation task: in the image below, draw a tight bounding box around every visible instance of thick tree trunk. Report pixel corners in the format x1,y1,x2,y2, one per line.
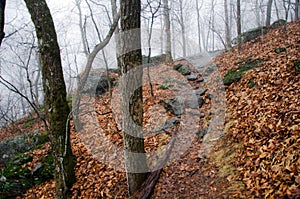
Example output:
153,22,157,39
163,0,172,62
24,0,76,198
0,0,6,46
119,0,148,196
266,0,273,26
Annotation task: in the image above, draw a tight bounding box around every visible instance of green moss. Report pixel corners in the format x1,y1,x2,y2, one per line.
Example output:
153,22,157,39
2,153,32,179
22,120,35,129
33,154,54,184
248,79,257,88
223,59,264,86
0,151,55,198
236,56,253,65
275,48,286,54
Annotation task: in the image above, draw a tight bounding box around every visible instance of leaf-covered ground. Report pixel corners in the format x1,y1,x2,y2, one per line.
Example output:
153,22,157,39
214,21,300,198
0,21,299,198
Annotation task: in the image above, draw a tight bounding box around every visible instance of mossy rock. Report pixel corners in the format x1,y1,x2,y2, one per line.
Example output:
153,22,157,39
32,154,54,184
270,19,286,29
223,59,264,86
178,65,191,75
0,153,55,198
173,63,183,70
2,153,32,178
275,48,286,54
0,153,33,198
0,131,49,165
142,54,166,64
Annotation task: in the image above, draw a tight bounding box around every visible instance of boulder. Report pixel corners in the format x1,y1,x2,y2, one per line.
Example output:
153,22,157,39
186,73,198,81
160,96,185,116
0,130,49,165
198,96,205,108
231,26,268,45
270,19,286,29
96,75,114,95
196,89,208,96
173,63,183,70
173,64,191,76
178,65,191,75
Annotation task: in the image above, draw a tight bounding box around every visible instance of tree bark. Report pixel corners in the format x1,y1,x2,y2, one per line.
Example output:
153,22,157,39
296,0,300,20
111,0,122,72
23,0,76,198
178,0,186,57
266,0,273,26
163,0,172,62
196,0,203,53
119,0,148,196
224,0,232,50
237,0,242,51
0,0,6,46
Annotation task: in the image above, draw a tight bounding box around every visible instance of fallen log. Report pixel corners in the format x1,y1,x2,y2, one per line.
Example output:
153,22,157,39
138,127,178,199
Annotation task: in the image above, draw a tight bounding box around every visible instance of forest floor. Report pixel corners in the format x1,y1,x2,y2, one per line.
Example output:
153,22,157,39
0,21,299,199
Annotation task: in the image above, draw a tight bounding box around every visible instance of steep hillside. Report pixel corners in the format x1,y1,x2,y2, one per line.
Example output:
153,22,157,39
0,21,299,199
212,21,300,198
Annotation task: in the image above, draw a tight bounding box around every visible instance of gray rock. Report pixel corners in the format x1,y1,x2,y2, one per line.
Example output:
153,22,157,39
196,89,208,96
270,19,286,29
198,96,205,108
0,130,49,165
178,65,191,76
160,96,185,115
199,113,205,118
186,73,198,81
184,94,199,109
196,128,209,141
173,63,183,70
96,75,114,95
155,117,180,133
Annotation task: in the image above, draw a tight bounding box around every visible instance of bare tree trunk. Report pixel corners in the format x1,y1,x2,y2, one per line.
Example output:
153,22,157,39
283,0,291,29
274,0,281,21
111,0,121,72
266,0,273,26
163,0,173,62
160,10,164,55
179,0,186,57
72,13,120,131
171,0,176,57
24,0,76,198
224,0,232,50
119,0,148,196
237,0,242,51
0,0,5,46
296,0,300,20
196,0,203,53
76,0,89,57
255,0,262,26
211,0,215,51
